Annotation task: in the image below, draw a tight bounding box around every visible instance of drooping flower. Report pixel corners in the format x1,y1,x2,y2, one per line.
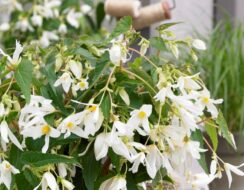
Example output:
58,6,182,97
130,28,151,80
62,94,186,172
15,18,34,32
68,60,82,79
66,9,83,28
82,105,104,138
39,31,59,48
0,40,23,66
127,104,152,136
34,172,59,190
192,39,207,50
0,120,23,151
99,176,127,190
0,160,19,190
94,128,131,161
60,178,75,190
31,14,43,27
54,72,73,93
224,163,244,188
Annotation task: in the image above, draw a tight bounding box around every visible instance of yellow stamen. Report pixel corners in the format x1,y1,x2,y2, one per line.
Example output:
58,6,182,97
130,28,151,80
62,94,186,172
138,111,146,119
79,81,86,88
42,125,51,135
5,163,11,170
88,105,97,112
202,97,209,104
66,122,74,129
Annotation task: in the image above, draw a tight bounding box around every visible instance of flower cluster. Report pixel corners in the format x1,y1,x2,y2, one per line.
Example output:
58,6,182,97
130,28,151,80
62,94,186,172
0,16,243,190
0,0,94,48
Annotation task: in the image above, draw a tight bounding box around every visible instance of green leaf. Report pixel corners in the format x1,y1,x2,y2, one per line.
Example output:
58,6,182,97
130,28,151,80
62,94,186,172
21,151,79,167
14,59,33,103
150,37,166,51
216,110,236,149
96,2,105,29
82,149,102,190
156,22,182,31
77,52,110,102
101,93,111,120
74,47,97,63
109,16,132,40
205,122,218,151
191,129,208,173
108,149,120,173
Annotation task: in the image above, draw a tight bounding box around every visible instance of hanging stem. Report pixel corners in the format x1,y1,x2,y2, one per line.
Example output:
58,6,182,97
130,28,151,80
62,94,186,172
121,68,157,94
128,47,158,69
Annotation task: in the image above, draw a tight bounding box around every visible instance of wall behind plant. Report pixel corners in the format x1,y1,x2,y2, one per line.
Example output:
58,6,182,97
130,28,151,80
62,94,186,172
151,0,213,38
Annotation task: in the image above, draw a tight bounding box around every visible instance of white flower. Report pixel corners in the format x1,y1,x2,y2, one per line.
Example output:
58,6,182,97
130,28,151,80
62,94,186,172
18,95,55,131
81,4,92,14
54,72,73,93
60,178,75,190
31,14,43,27
192,39,207,50
0,40,23,66
34,172,59,190
109,43,127,66
224,163,244,188
184,139,206,160
57,112,85,138
0,160,19,190
0,23,10,31
68,60,82,79
154,85,173,104
145,145,163,179
15,18,34,32
58,23,67,34
176,74,201,93
21,119,60,153
66,9,83,28
0,120,23,151
58,163,67,177
82,105,104,138
73,78,89,92
99,176,126,190
0,103,6,117
94,129,131,161
127,104,152,136
198,88,223,118
191,160,217,189
39,31,59,48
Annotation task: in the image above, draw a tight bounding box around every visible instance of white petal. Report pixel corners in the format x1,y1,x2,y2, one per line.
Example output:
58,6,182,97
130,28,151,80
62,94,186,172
50,128,61,138
58,163,67,177
94,133,109,160
7,128,23,150
0,121,9,143
61,178,75,190
192,39,207,50
42,135,50,153
12,40,23,64
140,104,152,117
69,60,82,79
43,172,58,190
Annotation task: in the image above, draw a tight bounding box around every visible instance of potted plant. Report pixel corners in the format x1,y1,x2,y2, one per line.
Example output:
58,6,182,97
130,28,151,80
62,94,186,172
192,20,244,190
0,11,244,190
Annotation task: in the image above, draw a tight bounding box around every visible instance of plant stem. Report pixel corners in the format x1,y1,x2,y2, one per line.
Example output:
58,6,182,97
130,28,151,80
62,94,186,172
128,47,158,69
